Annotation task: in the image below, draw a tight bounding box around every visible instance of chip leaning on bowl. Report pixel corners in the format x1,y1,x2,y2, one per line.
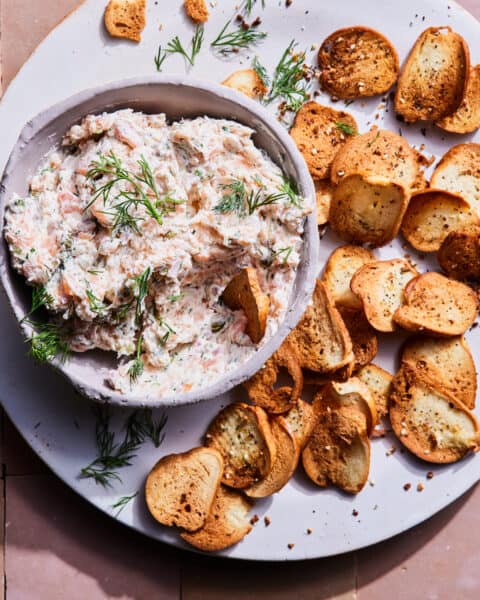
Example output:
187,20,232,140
3,108,311,397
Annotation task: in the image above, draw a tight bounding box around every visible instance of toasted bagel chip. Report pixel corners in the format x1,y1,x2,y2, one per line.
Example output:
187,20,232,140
243,340,303,414
395,27,469,123
303,391,370,493
181,486,253,551
350,259,418,332
322,245,375,309
222,268,270,344
303,362,354,386
438,225,480,280
286,279,354,374
104,0,146,42
184,0,209,23
279,399,318,453
145,447,223,532
393,272,478,336
290,102,358,179
317,378,378,434
331,129,420,190
222,69,267,99
436,65,480,134
245,419,298,498
401,189,479,252
338,306,378,372
205,403,275,489
357,364,393,420
315,180,333,225
390,365,479,463
430,143,480,212
318,27,399,99
401,335,477,409
330,174,409,247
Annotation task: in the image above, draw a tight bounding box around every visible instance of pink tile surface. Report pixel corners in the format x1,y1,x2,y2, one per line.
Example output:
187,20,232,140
5,474,180,599
0,1,479,599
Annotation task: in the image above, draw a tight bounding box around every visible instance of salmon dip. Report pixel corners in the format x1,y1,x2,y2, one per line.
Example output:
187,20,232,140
4,109,311,396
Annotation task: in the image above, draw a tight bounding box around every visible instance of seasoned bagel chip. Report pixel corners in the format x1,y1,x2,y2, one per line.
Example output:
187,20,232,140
181,486,253,551
318,27,399,99
222,69,267,99
338,306,378,372
390,365,479,463
286,280,354,374
357,364,393,420
331,129,420,189
401,189,479,252
393,272,478,336
437,65,480,134
290,102,358,179
350,259,418,332
104,0,146,42
205,403,276,489
279,399,318,453
330,174,409,247
322,245,375,309
395,27,469,123
401,335,477,409
145,447,223,532
245,418,298,498
315,180,333,225
243,340,303,414
438,226,480,280
222,268,270,344
303,388,370,493
430,143,480,211
184,0,209,24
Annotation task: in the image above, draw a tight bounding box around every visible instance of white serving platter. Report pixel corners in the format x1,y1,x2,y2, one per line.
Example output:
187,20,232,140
0,0,478,560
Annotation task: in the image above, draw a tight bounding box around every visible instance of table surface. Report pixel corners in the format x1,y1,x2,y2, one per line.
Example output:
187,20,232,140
1,1,480,598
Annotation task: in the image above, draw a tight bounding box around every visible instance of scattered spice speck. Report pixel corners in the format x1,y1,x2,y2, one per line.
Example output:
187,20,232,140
264,516,271,527
426,471,434,480
306,528,313,535
287,543,295,550
352,509,359,517
404,483,411,491
417,483,424,492
250,514,259,525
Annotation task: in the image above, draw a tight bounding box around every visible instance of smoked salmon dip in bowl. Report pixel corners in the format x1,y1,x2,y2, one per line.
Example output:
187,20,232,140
0,77,318,407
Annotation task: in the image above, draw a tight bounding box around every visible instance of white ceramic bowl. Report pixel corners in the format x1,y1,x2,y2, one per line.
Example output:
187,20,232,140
0,76,318,407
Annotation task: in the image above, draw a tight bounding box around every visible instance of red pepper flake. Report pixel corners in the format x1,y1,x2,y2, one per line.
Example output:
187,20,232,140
352,509,359,517
250,514,259,525
404,483,411,491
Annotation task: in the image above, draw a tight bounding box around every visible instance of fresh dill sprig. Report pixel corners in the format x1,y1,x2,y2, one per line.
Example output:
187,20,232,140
244,0,266,15
154,45,168,72
336,122,357,136
166,25,204,66
133,267,152,323
167,293,184,303
214,180,280,216
211,20,267,54
27,320,69,364
111,492,138,517
86,289,108,315
264,40,309,112
86,152,176,233
80,407,168,488
158,319,176,346
273,246,293,264
279,175,302,207
252,56,270,88
31,285,54,313
128,336,144,383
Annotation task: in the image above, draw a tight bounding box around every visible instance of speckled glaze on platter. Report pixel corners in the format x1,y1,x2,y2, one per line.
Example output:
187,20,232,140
0,0,478,561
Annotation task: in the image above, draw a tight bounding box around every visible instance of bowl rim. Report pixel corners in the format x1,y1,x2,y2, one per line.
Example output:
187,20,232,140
0,74,319,408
